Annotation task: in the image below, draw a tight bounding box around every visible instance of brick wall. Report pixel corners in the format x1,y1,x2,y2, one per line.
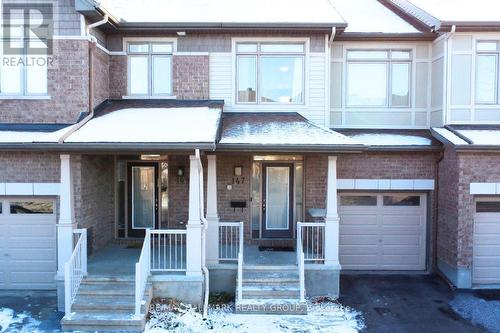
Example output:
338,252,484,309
0,39,89,123
0,152,60,182
168,155,190,226
73,155,115,254
109,55,127,98
173,55,210,99
92,45,110,107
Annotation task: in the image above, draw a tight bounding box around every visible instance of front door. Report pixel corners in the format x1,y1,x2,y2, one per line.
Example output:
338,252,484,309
262,164,294,238
128,162,159,238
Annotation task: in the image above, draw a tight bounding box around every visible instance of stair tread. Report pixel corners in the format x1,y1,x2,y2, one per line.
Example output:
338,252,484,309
242,285,299,291
62,312,143,323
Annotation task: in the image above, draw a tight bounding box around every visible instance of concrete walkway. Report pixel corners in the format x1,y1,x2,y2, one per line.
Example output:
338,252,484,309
243,245,296,265
87,243,141,276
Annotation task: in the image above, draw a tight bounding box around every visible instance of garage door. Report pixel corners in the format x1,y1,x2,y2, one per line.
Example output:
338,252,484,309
473,199,500,285
339,193,427,270
0,198,57,289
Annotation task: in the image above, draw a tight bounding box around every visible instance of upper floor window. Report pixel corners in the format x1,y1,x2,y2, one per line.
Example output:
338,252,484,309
236,42,305,104
476,41,499,105
127,42,173,96
0,26,48,96
346,49,411,108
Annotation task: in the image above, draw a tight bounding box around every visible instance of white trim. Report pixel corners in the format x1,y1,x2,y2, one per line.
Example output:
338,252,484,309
470,182,500,195
337,179,435,191
173,52,209,56
109,51,127,56
0,95,51,100
122,37,178,53
0,182,60,196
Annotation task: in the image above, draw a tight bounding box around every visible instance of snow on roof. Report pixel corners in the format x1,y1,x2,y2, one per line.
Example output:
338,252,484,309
348,133,432,146
64,107,222,143
0,125,74,144
98,0,345,25
455,129,500,146
219,113,360,146
432,128,469,145
407,0,500,23
330,0,420,33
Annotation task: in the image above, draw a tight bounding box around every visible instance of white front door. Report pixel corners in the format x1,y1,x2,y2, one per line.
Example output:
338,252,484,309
339,193,427,270
473,199,500,285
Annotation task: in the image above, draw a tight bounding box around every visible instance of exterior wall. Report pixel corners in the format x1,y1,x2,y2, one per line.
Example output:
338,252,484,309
53,0,82,36
109,55,127,99
173,55,210,99
73,155,115,254
168,155,190,226
330,41,432,129
0,39,89,123
92,45,110,107
431,37,445,127
0,152,60,182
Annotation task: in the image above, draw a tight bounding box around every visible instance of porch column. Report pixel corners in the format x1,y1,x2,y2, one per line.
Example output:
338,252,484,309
206,155,220,265
186,154,203,276
56,154,76,278
324,156,340,268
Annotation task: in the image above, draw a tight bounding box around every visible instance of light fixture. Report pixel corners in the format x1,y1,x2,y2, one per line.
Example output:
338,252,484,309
177,31,186,36
234,166,242,177
141,154,161,160
177,166,185,184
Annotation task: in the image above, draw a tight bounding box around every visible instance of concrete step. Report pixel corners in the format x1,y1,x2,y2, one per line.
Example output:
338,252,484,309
81,275,135,283
73,294,136,311
77,282,137,296
241,285,300,299
243,265,297,271
235,299,307,315
61,312,145,332
242,270,299,283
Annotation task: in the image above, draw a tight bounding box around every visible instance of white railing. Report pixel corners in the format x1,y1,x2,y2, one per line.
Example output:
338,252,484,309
64,229,87,315
296,223,305,302
219,222,244,261
150,229,187,272
236,222,244,301
297,222,325,263
135,229,151,316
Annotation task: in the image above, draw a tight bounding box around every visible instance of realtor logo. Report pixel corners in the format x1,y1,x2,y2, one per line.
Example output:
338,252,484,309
2,2,54,55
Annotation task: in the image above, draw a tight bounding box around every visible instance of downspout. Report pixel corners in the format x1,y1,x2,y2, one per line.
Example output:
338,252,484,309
195,149,210,318
58,14,109,143
328,27,336,47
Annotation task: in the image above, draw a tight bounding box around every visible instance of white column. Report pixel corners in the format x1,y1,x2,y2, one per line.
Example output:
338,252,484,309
206,155,220,265
324,156,340,268
186,155,203,276
56,154,76,278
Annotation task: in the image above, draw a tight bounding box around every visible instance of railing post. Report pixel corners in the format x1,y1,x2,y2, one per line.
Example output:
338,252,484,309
81,229,87,276
135,262,141,316
206,155,220,265
296,222,302,264
299,252,305,302
186,155,203,276
64,262,71,315
325,156,340,268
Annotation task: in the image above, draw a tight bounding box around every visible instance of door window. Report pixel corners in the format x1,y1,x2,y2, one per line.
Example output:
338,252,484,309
131,166,156,229
266,166,290,230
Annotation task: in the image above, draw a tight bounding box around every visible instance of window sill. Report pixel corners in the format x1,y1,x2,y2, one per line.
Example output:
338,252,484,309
0,95,51,100
122,95,177,100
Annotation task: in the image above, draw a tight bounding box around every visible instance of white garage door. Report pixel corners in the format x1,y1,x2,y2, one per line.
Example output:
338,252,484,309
0,198,57,289
339,193,427,270
473,199,500,285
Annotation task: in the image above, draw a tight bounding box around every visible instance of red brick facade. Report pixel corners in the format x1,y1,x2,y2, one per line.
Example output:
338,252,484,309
172,55,210,99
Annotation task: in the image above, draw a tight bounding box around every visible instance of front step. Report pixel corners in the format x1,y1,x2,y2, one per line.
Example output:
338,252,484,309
61,276,152,332
236,265,307,315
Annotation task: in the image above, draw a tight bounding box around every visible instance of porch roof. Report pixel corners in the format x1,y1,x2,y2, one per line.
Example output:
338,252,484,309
432,126,500,150
339,129,442,151
217,112,364,151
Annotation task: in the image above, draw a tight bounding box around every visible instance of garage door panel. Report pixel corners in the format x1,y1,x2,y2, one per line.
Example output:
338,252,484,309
8,238,55,248
9,225,55,238
339,214,378,225
475,224,500,234
474,256,500,267
8,248,56,261
381,215,421,226
340,235,379,245
341,254,379,267
382,235,421,246
340,245,379,255
474,245,500,256
382,254,421,265
472,234,500,245
340,225,380,235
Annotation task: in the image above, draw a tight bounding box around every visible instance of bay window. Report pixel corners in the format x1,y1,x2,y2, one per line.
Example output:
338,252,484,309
476,41,499,104
346,49,411,108
127,42,173,96
236,42,305,104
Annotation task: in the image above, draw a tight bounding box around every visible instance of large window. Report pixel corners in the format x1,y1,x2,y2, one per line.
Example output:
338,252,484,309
0,26,48,96
346,49,411,108
236,42,305,104
476,41,500,104
127,42,173,96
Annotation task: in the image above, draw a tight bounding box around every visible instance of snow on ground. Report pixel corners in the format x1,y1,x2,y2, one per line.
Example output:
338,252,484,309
450,293,500,333
145,298,364,333
0,308,42,333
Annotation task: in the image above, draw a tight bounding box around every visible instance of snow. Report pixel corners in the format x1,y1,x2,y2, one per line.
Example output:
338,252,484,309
145,299,364,333
331,0,419,33
456,129,500,146
0,125,74,144
408,0,500,22
220,117,360,146
99,0,345,25
0,308,41,333
450,293,500,333
349,133,432,146
64,107,222,143
432,127,469,145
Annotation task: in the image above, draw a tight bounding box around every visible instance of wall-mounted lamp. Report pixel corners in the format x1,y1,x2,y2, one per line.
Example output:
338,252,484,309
177,166,185,184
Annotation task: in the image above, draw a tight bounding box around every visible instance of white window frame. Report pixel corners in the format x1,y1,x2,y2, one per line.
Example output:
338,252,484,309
125,38,177,98
0,27,48,98
234,39,308,105
475,40,500,105
345,49,412,108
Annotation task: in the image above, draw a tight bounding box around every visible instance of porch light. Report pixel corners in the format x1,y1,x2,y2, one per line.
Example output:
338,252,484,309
141,154,161,160
177,166,185,183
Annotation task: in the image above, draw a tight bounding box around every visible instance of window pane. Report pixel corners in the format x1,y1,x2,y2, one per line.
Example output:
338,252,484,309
391,63,410,107
347,63,387,106
347,50,389,60
237,56,257,102
340,196,377,206
391,50,411,60
237,43,258,53
10,201,54,214
129,56,149,95
1,61,22,94
476,201,500,213
476,55,497,104
152,55,172,95
27,58,47,94
261,43,304,53
128,43,149,53
383,195,420,206
260,56,304,103
152,43,173,53
477,42,498,51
